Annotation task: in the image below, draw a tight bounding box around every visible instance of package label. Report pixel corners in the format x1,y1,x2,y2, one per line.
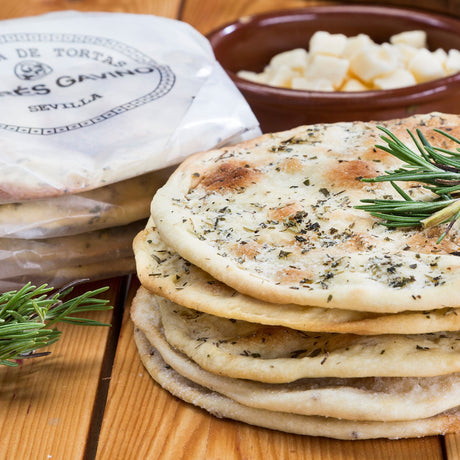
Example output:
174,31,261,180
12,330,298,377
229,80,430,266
0,12,260,202
0,33,176,135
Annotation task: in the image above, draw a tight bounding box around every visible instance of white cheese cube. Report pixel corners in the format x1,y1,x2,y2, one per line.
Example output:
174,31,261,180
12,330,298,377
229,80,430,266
236,29,459,92
342,34,374,59
445,49,460,75
237,70,269,84
340,78,369,91
266,64,298,87
309,31,347,57
269,48,309,71
394,43,418,66
374,68,417,89
349,44,398,83
408,48,446,83
433,48,448,64
390,30,427,49
380,42,403,65
291,77,334,91
305,54,349,88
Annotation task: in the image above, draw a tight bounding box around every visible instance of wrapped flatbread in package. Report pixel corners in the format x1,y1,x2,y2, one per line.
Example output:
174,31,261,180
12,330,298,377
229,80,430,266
0,219,145,291
0,256,136,292
0,11,260,290
0,167,174,239
0,11,260,203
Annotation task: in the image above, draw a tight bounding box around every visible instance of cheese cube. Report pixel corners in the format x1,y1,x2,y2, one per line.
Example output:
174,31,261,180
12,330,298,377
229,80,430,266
266,64,298,87
374,68,417,89
269,48,309,72
342,34,374,59
291,77,334,91
305,54,349,88
309,31,347,57
394,43,418,66
236,70,268,84
433,48,448,65
236,29,458,91
390,30,427,49
349,44,398,83
445,49,460,75
340,78,369,91
408,48,446,83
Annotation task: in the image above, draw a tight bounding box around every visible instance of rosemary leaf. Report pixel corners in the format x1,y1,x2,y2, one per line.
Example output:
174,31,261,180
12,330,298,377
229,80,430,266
356,126,460,242
0,282,112,367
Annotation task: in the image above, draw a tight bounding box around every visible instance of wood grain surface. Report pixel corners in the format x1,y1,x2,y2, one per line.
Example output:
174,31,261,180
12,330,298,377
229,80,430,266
0,1,459,459
0,278,123,460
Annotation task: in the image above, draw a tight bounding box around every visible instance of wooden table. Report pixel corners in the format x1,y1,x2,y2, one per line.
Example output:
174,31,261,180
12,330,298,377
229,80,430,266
1,1,460,459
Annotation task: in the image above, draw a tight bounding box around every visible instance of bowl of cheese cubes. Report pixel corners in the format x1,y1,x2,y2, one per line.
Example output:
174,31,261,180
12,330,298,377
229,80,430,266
207,5,460,132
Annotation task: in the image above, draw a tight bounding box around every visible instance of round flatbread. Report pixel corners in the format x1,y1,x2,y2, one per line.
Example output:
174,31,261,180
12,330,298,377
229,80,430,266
134,220,460,334
131,286,460,422
133,327,460,440
151,113,460,313
152,291,460,382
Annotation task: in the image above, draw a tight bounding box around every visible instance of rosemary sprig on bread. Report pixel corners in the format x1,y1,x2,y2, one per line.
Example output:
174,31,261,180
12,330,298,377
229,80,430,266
356,125,460,243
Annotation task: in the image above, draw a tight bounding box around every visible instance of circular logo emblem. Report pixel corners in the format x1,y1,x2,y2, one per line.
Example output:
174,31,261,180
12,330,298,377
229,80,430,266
14,60,53,81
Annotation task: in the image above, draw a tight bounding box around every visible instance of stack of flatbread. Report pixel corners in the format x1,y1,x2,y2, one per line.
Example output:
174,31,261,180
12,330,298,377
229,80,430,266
0,167,173,291
131,112,460,440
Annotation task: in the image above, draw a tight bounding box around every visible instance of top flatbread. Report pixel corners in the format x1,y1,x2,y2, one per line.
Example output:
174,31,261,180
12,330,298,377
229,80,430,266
151,113,460,313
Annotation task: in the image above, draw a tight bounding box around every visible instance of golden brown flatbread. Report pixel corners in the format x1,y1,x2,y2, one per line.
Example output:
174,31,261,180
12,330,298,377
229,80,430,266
150,113,460,313
134,326,460,440
134,220,460,334
131,286,460,422
1,220,144,279
139,291,460,382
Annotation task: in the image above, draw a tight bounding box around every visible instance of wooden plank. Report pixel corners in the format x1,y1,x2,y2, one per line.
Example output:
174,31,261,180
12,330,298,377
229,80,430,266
339,0,460,18
0,278,122,460
97,277,444,460
180,0,335,35
96,278,224,460
445,434,460,460
0,0,181,19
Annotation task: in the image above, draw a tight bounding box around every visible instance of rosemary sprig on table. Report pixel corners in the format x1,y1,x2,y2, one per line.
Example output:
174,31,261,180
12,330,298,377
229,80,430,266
0,281,112,367
355,125,460,243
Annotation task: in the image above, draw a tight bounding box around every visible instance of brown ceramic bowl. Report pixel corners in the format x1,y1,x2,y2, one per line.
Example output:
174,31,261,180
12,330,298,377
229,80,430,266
207,5,460,133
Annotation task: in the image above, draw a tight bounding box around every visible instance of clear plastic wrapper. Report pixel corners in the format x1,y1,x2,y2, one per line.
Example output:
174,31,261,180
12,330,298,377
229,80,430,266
0,11,261,290
0,167,173,239
0,11,260,203
0,220,145,281
0,256,136,292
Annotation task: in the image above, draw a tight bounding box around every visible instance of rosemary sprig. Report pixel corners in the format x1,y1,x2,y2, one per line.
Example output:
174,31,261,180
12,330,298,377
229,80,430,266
0,281,112,367
355,126,460,243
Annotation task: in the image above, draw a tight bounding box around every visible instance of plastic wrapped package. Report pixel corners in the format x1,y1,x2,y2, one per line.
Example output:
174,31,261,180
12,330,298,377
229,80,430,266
0,167,174,239
0,11,260,290
0,220,145,291
0,256,136,292
0,11,260,203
